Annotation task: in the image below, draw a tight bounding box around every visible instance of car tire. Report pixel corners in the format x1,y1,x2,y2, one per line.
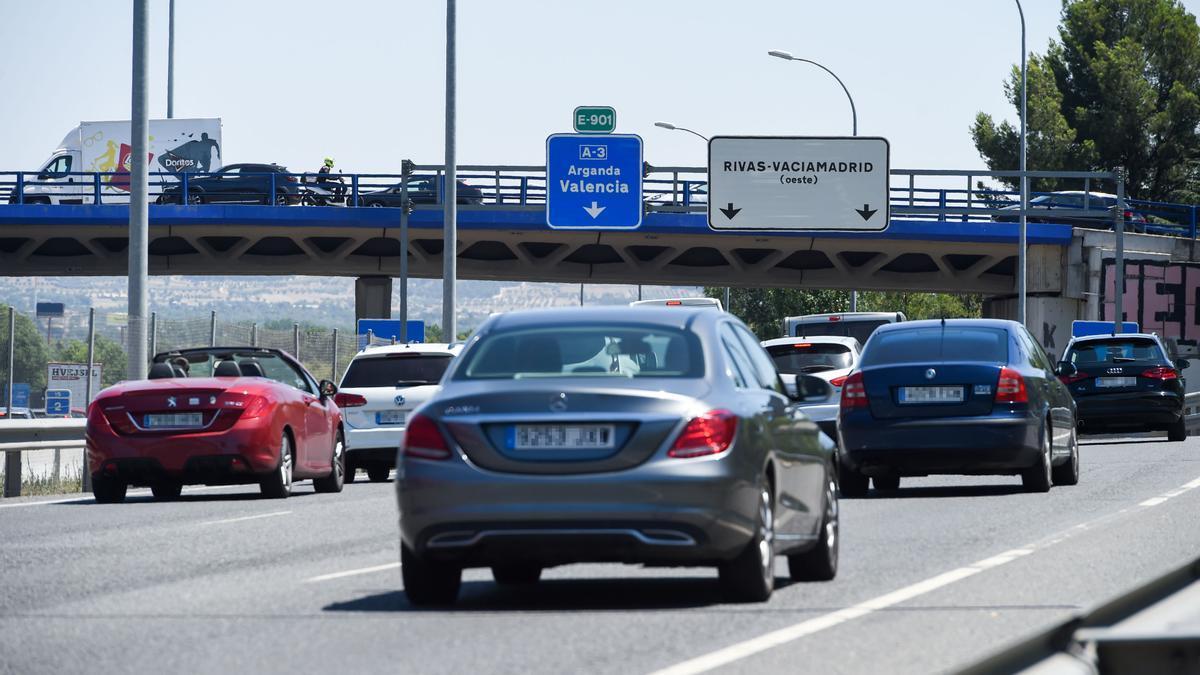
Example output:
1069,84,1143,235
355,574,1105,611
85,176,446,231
1168,417,1187,442
92,474,127,504
151,480,183,501
838,461,869,499
787,473,839,582
367,200,385,208
313,431,345,493
345,461,357,484
1052,426,1080,486
402,543,461,606
366,466,390,482
1021,422,1053,493
491,565,543,585
260,431,294,499
718,483,775,603
872,476,900,492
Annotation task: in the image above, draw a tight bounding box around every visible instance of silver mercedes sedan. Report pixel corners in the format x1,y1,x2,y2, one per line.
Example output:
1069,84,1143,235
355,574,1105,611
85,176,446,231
396,306,839,605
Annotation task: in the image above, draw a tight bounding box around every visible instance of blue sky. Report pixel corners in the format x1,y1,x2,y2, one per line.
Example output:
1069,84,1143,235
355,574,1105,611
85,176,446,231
7,0,1184,175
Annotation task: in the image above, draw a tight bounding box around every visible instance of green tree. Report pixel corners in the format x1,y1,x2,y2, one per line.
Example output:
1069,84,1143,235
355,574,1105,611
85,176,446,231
973,0,1200,201
52,335,128,388
0,305,50,402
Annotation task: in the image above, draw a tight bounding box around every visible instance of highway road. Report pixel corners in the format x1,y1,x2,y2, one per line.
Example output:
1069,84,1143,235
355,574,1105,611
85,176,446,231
1,434,1198,675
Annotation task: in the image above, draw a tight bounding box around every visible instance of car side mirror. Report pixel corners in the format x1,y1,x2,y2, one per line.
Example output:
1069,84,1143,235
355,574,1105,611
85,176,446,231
1176,359,1190,371
1055,361,1077,377
319,379,338,398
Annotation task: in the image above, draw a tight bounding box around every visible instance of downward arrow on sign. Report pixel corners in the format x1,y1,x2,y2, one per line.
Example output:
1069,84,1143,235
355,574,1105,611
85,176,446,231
720,202,741,219
855,203,878,221
583,201,606,218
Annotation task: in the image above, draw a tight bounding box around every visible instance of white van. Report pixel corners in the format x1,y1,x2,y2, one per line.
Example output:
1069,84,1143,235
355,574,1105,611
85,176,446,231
630,297,724,311
783,311,906,345
14,118,222,205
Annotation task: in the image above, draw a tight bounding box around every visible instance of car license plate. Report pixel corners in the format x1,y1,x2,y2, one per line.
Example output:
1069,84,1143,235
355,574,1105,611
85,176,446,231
375,410,406,425
513,424,615,450
143,412,204,428
898,386,964,404
1096,377,1137,388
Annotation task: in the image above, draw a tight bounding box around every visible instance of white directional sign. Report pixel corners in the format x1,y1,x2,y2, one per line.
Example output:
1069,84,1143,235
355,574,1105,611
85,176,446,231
707,136,889,231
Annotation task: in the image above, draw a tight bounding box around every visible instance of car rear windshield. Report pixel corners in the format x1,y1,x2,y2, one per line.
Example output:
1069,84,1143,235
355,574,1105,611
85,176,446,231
340,354,453,388
1066,338,1166,365
765,343,853,374
859,326,1009,366
456,325,702,380
795,320,890,345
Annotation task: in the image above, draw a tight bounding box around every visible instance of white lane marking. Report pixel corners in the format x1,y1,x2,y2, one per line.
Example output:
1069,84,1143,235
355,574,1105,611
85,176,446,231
0,483,233,509
305,562,401,583
1138,474,1200,508
200,510,291,526
650,549,1033,675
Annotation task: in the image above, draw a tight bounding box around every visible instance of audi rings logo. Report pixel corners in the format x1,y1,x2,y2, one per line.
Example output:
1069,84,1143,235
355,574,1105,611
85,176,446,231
925,368,937,380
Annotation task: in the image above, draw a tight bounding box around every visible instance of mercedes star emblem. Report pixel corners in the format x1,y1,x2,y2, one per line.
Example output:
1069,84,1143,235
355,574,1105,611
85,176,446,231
549,393,568,413
925,368,937,380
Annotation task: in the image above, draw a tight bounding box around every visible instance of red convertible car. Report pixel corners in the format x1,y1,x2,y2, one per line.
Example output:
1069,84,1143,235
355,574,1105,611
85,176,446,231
86,347,346,503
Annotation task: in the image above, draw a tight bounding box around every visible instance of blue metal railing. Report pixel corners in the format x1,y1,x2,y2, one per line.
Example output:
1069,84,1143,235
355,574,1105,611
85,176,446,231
3,165,1197,238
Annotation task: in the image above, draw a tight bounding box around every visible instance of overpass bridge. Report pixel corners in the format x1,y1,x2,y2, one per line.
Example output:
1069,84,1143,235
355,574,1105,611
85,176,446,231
3,165,1198,351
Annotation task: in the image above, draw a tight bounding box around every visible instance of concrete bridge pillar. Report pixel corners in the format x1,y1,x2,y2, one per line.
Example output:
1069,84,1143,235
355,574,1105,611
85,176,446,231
355,276,393,324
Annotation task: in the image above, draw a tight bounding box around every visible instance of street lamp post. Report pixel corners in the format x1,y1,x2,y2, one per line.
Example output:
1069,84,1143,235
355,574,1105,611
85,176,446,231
442,0,457,341
768,50,859,312
655,121,725,310
1016,0,1028,327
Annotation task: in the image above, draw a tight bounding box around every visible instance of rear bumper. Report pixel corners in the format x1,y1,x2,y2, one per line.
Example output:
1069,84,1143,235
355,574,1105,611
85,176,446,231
1075,391,1182,431
398,452,760,568
838,412,1040,476
344,425,404,459
86,416,279,484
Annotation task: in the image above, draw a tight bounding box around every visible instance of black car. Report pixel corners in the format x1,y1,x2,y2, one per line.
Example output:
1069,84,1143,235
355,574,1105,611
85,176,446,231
837,319,1079,496
994,191,1148,231
1059,333,1187,440
156,163,302,205
357,175,483,207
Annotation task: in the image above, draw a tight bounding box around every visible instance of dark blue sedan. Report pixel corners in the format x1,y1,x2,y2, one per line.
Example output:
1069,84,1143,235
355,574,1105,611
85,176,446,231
837,319,1078,496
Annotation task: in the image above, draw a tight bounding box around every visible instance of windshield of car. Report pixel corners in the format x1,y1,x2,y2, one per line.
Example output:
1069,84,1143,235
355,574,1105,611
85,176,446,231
1066,337,1166,365
160,351,311,392
860,326,1009,366
765,343,854,374
794,319,890,345
456,324,702,380
341,354,453,387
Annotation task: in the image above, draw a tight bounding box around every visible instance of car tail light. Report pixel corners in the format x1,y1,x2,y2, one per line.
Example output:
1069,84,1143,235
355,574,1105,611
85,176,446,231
828,315,841,322
996,367,1028,403
403,414,451,460
840,372,867,410
1059,372,1091,385
285,175,297,182
1141,366,1178,381
1123,210,1134,220
241,395,270,419
668,409,737,458
333,392,367,408
793,343,812,348
666,300,682,306
830,375,848,387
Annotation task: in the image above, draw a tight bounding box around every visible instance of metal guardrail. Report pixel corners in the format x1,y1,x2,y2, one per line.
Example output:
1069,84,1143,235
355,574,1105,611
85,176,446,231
956,555,1200,674
0,419,86,451
2,165,1197,236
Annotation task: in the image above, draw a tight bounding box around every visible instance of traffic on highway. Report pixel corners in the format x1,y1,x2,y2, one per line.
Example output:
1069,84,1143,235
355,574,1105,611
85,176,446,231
5,1,1200,674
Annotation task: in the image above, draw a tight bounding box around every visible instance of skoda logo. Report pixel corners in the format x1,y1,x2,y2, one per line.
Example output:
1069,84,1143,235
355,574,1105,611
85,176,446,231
394,394,406,406
549,393,568,413
925,368,937,380
166,396,177,408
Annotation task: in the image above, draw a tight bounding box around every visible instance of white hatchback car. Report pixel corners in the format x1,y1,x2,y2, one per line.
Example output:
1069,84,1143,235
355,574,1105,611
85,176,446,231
761,336,862,441
336,343,462,482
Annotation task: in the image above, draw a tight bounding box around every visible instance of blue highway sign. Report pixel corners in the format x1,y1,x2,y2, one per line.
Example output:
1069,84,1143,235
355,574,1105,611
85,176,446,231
11,383,30,408
546,133,642,229
1071,320,1140,338
357,319,426,350
45,389,71,417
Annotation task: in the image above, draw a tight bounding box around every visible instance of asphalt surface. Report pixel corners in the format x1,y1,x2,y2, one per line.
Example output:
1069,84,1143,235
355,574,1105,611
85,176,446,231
1,434,1198,675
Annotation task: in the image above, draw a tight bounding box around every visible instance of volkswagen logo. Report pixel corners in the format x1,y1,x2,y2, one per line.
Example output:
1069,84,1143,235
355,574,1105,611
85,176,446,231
549,393,568,413
925,368,937,380
394,394,406,406
166,396,177,408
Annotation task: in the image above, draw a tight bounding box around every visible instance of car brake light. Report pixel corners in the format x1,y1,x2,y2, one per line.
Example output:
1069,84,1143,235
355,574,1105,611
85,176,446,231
240,395,270,419
793,343,812,349
996,367,1028,403
830,375,848,387
840,372,867,410
668,409,737,458
666,300,682,306
1141,366,1178,381
1059,372,1091,385
333,392,367,408
403,414,451,460
828,316,841,322
1123,210,1134,220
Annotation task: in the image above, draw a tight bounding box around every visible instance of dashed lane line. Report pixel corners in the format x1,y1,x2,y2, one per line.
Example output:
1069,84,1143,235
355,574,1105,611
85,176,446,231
200,510,292,526
305,562,401,583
